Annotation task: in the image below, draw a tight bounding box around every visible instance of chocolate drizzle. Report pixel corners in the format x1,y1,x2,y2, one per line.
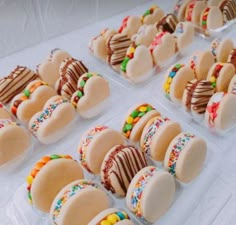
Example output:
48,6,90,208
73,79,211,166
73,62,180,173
220,0,236,22
156,13,178,33
228,48,236,69
102,145,147,195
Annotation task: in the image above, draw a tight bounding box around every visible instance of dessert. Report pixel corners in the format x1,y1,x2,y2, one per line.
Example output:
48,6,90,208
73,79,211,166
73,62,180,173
101,144,147,197
10,80,56,124
206,62,235,92
156,14,179,33
55,58,88,99
228,75,236,94
71,72,110,118
173,0,192,21
126,166,175,223
0,102,11,119
219,0,236,22
163,64,195,103
78,126,124,174
0,66,38,104
29,95,76,144
122,103,160,142
227,48,236,69
140,116,182,161
26,154,84,212
50,180,110,225
120,43,153,83
164,132,207,183
37,49,71,86
207,0,223,6
141,5,164,25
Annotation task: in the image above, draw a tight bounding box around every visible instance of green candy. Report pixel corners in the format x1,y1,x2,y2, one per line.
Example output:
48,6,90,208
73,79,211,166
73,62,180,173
87,73,93,78
138,112,145,117
147,106,153,112
50,154,60,159
175,64,181,69
202,21,207,25
131,110,139,118
28,193,32,200
80,80,86,87
77,91,83,98
124,123,132,132
121,57,130,72
212,82,216,88
24,89,30,97
143,9,150,17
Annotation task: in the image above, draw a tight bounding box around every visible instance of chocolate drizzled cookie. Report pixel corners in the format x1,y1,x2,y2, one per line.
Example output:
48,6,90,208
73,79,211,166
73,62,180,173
219,0,236,22
156,13,179,33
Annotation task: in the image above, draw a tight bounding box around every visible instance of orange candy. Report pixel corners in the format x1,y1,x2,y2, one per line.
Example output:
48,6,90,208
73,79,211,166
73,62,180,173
35,162,45,170
133,117,140,123
30,168,39,177
41,156,51,163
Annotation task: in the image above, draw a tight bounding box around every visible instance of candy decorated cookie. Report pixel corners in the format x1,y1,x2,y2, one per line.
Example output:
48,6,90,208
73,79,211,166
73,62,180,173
88,28,117,61
10,80,56,124
156,14,179,33
173,22,194,51
0,119,31,166
140,116,182,161
55,58,88,99
37,49,71,86
189,50,215,80
149,32,176,66
211,38,234,62
228,75,236,94
0,102,11,119
182,79,214,117
163,64,195,103
118,16,142,38
122,103,160,142
101,144,147,197
227,48,236,69
219,0,236,22
185,1,207,25
131,24,157,47
141,5,164,25
120,43,153,83
50,180,110,225
205,92,236,130
164,132,207,183
78,126,124,174
206,62,235,92
106,33,132,72
26,154,84,212
88,208,134,225
173,0,192,21
29,96,76,144
126,166,175,223
207,0,223,6
200,6,223,30
0,66,38,104
71,72,110,119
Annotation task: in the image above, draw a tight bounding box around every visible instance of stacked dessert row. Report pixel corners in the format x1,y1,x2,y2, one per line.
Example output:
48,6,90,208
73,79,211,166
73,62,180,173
89,5,195,83
0,49,111,167
25,102,207,225
163,37,236,131
173,0,236,30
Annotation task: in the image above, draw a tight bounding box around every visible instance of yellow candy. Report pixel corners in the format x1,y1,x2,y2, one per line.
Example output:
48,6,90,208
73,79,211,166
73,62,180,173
130,47,135,54
210,76,216,83
26,175,34,184
126,116,134,124
139,106,147,112
164,83,169,91
167,77,172,84
101,220,112,225
122,212,128,219
107,214,118,223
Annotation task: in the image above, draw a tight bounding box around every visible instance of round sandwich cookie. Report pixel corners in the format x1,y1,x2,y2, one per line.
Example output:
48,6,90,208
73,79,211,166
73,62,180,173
26,154,84,213
211,38,234,62
164,132,207,183
88,28,117,61
141,5,164,25
189,50,215,80
173,22,194,51
185,1,207,25
205,92,236,130
106,33,132,72
156,13,179,33
122,103,160,142
206,62,235,92
131,24,157,47
173,0,192,21
228,75,236,94
78,126,124,174
29,95,76,144
88,208,134,225
200,6,223,30
227,48,236,69
10,80,56,124
0,119,31,166
55,58,88,99
101,144,147,197
140,116,182,161
0,66,38,104
0,102,11,119
50,180,110,225
71,72,110,119
149,32,176,66
126,166,175,223
219,0,236,22
207,0,223,6
163,64,195,103
120,43,153,83
37,49,71,86
118,16,142,38
182,79,214,117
